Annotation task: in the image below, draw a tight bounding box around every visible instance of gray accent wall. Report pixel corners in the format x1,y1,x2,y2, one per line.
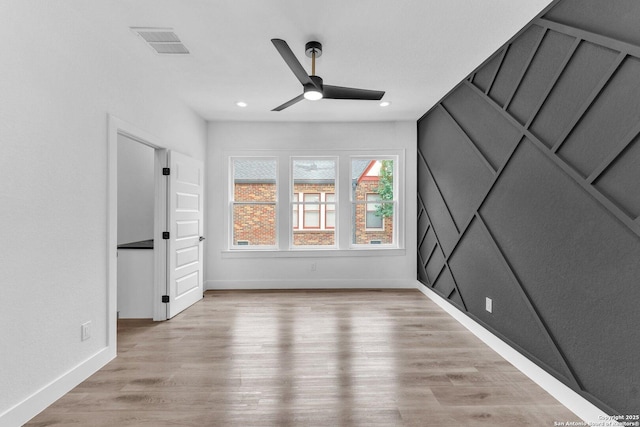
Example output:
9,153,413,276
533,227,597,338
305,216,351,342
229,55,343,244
417,0,640,414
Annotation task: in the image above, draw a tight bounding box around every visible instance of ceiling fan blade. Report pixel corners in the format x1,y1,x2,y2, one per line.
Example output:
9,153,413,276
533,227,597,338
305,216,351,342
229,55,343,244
271,39,317,88
272,94,305,111
323,85,385,100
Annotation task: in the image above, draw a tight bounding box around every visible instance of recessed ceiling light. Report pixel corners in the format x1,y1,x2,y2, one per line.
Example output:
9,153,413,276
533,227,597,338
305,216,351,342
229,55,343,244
379,101,391,107
236,101,247,108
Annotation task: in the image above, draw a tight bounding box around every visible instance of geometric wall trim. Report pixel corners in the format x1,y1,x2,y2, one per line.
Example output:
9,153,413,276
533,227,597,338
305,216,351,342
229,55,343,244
448,214,577,384
417,0,640,414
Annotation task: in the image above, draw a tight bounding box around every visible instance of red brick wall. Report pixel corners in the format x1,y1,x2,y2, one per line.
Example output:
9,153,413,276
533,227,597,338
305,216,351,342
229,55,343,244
292,183,335,246
234,182,276,202
233,180,393,246
233,183,276,245
293,183,335,194
353,179,394,244
293,231,335,246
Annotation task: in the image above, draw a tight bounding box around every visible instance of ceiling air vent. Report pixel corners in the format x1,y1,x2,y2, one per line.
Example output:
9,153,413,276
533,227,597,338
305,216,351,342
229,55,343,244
131,27,189,55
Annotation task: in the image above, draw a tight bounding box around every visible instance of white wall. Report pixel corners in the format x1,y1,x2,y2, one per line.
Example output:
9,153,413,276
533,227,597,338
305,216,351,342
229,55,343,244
117,135,155,245
0,3,206,424
117,250,154,318
206,121,417,289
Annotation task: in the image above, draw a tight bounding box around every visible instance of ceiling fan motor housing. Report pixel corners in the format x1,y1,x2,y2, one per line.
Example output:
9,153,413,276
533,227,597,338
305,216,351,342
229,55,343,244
308,75,323,89
305,41,322,58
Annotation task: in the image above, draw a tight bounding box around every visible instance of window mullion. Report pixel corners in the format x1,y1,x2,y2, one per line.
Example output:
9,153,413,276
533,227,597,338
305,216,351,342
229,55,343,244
320,193,325,230
338,155,351,249
277,153,289,250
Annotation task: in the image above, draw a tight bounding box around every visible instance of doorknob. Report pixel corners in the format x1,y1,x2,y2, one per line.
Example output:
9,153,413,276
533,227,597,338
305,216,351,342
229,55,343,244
199,236,205,241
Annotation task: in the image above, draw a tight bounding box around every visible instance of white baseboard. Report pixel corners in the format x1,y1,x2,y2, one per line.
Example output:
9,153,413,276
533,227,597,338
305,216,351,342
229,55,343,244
0,347,115,427
415,282,618,426
205,279,416,290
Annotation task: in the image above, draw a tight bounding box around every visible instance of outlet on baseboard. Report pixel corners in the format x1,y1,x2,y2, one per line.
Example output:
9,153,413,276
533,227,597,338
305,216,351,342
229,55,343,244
485,297,493,313
81,321,91,341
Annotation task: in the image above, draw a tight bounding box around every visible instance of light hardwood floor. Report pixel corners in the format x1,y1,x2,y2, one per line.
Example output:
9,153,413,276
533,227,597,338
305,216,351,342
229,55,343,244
27,290,582,426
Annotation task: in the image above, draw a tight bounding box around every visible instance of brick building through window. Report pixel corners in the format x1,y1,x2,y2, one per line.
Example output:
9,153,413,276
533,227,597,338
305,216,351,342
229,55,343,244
231,158,394,247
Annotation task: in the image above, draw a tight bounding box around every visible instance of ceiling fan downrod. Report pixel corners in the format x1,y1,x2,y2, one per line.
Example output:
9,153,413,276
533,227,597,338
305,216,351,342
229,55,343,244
312,50,316,75
305,41,322,76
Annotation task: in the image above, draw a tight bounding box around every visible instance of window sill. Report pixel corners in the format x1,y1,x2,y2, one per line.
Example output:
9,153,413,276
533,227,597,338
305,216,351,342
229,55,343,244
221,248,406,259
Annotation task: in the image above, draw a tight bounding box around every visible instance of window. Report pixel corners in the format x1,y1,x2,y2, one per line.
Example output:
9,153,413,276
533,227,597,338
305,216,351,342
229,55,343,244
292,158,336,247
366,193,383,229
303,193,320,228
325,193,335,229
230,158,277,248
351,158,395,245
292,193,299,229
227,151,402,252
292,192,334,230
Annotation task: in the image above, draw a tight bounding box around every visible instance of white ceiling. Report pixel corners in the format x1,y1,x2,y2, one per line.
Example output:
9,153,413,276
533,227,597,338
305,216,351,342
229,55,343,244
71,0,554,122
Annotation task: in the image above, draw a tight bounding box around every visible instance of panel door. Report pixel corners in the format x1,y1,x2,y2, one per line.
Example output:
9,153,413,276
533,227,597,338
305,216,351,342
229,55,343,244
167,150,204,318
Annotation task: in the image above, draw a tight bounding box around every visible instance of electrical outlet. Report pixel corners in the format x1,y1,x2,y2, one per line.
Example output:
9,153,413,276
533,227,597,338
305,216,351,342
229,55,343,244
485,297,493,313
310,263,316,272
81,321,91,341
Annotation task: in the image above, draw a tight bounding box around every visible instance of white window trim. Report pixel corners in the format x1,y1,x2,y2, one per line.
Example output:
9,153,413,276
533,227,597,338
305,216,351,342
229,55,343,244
349,156,399,249
224,149,404,255
290,156,338,249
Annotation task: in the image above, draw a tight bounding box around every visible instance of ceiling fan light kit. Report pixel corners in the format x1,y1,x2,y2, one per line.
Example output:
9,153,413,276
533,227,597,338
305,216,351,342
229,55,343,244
271,38,385,111
303,75,324,101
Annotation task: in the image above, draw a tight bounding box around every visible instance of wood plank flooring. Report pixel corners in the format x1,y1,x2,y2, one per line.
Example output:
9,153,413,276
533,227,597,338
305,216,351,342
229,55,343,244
27,290,582,426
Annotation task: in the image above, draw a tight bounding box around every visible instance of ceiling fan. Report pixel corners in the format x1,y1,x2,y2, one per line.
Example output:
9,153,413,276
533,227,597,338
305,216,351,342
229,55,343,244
271,39,385,111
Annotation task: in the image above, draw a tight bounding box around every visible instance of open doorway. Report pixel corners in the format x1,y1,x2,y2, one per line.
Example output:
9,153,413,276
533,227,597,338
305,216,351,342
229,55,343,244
107,115,205,353
116,134,156,319
107,116,169,362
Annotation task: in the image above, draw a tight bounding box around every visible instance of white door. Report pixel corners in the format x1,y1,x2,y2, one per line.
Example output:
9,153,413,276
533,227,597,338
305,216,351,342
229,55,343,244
166,150,204,318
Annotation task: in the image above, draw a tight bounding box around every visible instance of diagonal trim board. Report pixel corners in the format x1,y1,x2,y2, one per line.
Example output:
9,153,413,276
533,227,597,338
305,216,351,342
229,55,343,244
472,212,580,388
418,148,582,390
450,212,581,388
464,78,640,238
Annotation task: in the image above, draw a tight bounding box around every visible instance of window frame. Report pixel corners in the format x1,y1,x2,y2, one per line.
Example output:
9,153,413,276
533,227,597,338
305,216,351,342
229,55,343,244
349,156,398,249
225,150,404,254
291,156,338,249
302,193,321,229
292,191,336,231
229,156,279,250
325,192,335,230
292,193,299,230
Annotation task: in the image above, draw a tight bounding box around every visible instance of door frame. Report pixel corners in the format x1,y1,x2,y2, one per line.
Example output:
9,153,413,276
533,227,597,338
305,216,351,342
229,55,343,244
107,115,168,350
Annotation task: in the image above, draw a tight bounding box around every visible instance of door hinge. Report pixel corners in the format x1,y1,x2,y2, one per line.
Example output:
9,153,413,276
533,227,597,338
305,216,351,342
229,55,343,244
162,295,170,303
162,232,170,239
162,167,170,176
